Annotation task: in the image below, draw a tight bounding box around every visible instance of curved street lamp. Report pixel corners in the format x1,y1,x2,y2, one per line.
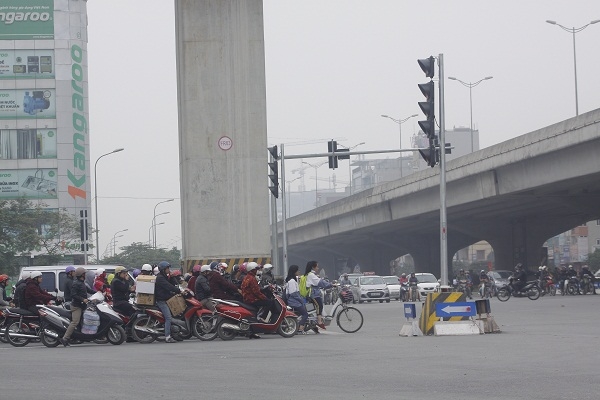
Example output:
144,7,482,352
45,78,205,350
149,222,165,246
338,142,365,193
447,76,493,152
153,199,174,248
381,114,417,177
302,161,327,207
94,148,124,262
111,229,128,257
546,19,600,116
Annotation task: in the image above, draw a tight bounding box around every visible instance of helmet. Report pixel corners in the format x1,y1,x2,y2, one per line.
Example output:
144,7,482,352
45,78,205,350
107,273,115,285
132,269,141,278
481,270,485,273
219,262,228,269
157,261,171,272
200,265,211,273
246,262,259,272
582,265,589,269
74,267,87,277
209,261,219,271
538,266,543,271
232,264,239,273
263,263,273,271
459,269,464,273
401,273,406,276
65,266,76,274
114,266,127,275
542,265,548,270
153,267,159,275
343,273,348,277
239,262,248,273
95,268,105,276
171,270,182,277
30,270,42,279
21,271,31,280
192,265,202,273
0,274,9,284
568,264,574,269
141,264,153,272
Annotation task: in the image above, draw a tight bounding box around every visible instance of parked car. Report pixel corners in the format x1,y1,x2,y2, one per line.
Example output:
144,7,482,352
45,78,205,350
413,273,440,297
351,275,390,303
382,276,401,300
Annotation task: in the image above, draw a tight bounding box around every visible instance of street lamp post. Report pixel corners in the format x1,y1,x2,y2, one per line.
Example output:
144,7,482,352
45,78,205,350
381,114,417,177
338,142,365,194
302,161,327,208
546,19,600,116
152,209,171,248
447,76,493,152
285,176,301,218
153,199,173,248
149,222,165,246
111,229,128,257
94,148,124,262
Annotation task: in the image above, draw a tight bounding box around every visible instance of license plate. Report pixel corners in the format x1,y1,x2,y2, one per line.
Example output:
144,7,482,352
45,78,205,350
370,292,382,297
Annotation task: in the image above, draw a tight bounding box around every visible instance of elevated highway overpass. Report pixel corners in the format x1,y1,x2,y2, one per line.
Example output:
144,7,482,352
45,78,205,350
277,108,600,279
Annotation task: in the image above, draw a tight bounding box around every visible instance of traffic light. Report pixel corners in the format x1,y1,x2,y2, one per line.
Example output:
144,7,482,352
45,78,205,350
328,140,338,169
418,56,437,167
267,146,279,198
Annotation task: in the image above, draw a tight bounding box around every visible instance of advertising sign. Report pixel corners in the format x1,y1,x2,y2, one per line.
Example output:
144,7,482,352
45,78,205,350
0,168,57,199
0,88,56,119
0,49,55,79
0,0,54,40
0,128,57,159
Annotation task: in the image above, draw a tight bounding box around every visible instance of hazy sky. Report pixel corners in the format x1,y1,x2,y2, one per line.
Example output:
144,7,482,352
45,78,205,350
86,0,600,258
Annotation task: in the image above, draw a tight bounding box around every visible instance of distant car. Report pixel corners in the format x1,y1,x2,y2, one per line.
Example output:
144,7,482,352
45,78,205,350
413,273,440,297
351,275,390,303
339,273,362,284
489,270,512,290
382,276,401,300
594,270,600,289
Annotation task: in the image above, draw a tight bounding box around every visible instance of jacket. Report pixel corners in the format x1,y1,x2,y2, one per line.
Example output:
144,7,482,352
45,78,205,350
284,277,304,308
63,275,74,302
154,273,181,302
13,279,28,308
208,272,239,300
24,279,54,308
241,273,266,303
71,278,88,309
194,274,212,301
187,275,198,296
110,277,131,303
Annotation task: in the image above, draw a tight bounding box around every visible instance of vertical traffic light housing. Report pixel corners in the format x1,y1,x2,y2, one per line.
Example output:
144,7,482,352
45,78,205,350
267,146,279,198
328,140,338,169
417,56,437,167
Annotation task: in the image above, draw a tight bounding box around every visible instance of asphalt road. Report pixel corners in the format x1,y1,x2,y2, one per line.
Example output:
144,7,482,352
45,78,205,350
2,294,599,400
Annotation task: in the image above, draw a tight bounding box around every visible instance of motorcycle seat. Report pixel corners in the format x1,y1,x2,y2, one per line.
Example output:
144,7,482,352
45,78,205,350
7,308,35,316
46,305,72,318
225,300,258,312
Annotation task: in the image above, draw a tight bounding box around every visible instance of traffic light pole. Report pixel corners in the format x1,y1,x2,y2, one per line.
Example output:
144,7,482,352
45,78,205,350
269,151,279,277
438,53,449,288
280,143,289,273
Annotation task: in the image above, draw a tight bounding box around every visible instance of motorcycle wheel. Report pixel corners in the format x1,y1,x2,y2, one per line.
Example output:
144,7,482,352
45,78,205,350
527,286,541,300
497,288,511,302
567,284,577,295
0,315,7,343
277,316,298,338
5,321,32,347
170,325,185,341
216,320,236,341
40,327,60,348
107,325,126,345
131,315,157,344
191,315,218,341
93,337,109,344
549,285,557,296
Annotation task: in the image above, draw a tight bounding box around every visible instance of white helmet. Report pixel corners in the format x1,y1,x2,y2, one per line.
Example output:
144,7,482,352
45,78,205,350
141,264,152,272
200,265,211,273
246,262,259,272
95,268,105,276
30,270,42,279
21,271,31,280
153,266,159,275
263,263,273,271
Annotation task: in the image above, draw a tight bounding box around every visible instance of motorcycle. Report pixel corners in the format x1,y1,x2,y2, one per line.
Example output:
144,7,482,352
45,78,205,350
130,292,197,343
212,285,298,340
0,307,8,343
539,275,556,296
399,282,409,302
37,292,126,347
479,279,494,299
3,307,43,347
497,277,541,301
455,278,473,299
563,277,580,296
580,275,596,295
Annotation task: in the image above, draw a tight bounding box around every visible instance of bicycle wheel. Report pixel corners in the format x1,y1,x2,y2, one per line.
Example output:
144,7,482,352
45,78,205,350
336,306,363,333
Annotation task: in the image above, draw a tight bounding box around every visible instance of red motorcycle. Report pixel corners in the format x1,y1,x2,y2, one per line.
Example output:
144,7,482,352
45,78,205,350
213,287,297,340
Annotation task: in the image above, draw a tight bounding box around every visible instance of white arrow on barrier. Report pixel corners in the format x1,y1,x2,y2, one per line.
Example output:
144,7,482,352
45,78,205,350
441,305,471,314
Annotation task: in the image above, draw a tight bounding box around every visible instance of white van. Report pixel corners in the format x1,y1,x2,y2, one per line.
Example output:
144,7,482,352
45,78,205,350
18,265,121,298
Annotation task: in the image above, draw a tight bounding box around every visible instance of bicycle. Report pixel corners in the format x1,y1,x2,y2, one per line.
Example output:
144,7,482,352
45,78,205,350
305,286,363,333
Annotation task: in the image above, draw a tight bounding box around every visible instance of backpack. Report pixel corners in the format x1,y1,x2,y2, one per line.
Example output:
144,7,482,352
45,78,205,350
299,275,310,298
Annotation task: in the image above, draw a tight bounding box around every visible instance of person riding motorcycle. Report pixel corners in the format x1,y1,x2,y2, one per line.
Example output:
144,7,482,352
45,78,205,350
580,265,596,294
479,270,491,296
154,261,185,343
194,265,216,312
59,267,89,347
13,271,31,309
208,264,242,301
188,265,201,295
62,266,76,305
454,269,472,299
0,274,12,307
241,262,277,327
111,266,136,317
408,272,420,301
339,273,352,286
24,270,56,314
140,264,153,276
259,264,275,286
512,264,527,294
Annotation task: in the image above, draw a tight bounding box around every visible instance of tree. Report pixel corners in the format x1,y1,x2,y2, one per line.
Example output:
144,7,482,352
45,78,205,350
0,198,84,275
586,248,600,273
100,242,181,270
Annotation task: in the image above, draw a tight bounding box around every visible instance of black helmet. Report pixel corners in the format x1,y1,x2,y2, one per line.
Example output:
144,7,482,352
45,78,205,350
158,261,171,272
209,261,219,271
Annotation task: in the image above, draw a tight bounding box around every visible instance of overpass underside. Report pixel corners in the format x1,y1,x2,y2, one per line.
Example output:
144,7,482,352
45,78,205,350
279,109,600,279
